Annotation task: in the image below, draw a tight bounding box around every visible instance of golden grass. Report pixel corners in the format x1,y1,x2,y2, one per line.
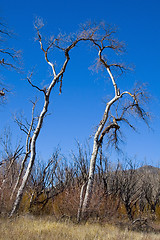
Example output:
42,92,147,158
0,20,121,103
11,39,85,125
0,216,160,240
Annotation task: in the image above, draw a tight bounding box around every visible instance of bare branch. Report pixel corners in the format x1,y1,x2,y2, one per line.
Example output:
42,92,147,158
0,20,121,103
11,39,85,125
27,71,46,93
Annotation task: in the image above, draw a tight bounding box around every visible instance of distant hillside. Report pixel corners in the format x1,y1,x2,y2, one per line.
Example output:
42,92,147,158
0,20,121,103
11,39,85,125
137,165,160,175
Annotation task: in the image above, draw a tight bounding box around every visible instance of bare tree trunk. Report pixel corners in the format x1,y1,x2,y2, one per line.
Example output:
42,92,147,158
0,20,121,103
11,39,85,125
79,44,140,220
81,97,118,218
81,142,99,218
10,26,71,215
10,94,50,216
77,182,87,222
10,102,36,200
10,153,29,200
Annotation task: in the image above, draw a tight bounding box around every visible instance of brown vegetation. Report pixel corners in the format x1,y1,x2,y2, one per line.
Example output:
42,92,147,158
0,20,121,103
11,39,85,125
0,216,160,240
0,141,160,233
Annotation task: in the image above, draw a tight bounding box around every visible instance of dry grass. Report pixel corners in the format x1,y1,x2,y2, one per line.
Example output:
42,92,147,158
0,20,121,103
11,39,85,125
0,216,160,240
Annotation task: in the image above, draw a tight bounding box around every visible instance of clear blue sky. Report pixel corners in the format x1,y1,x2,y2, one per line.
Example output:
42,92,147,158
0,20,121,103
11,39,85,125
0,0,160,166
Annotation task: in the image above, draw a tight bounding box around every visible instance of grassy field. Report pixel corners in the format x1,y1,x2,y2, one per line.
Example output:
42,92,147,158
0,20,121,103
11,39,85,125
0,216,160,240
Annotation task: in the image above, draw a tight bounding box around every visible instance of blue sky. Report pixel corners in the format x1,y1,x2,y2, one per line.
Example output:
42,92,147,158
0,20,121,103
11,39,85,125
0,0,160,166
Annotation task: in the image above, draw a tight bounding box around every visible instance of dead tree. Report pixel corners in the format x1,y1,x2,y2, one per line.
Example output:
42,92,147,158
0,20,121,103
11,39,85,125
10,19,71,216
75,23,150,221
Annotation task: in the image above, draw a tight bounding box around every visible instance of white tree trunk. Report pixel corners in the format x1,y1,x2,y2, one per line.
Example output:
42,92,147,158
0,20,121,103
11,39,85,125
81,140,99,216
10,103,36,200
10,28,71,215
80,90,133,219
10,95,49,216
77,182,87,222
81,95,119,219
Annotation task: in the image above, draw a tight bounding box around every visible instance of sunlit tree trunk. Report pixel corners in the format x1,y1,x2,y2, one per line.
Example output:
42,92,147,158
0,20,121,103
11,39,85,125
79,36,145,220
10,20,72,216
81,95,119,218
10,94,50,216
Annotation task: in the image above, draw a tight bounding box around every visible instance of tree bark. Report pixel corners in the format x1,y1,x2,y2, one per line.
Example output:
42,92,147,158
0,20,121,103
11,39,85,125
10,94,50,216
81,96,119,219
81,141,99,218
77,182,87,222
